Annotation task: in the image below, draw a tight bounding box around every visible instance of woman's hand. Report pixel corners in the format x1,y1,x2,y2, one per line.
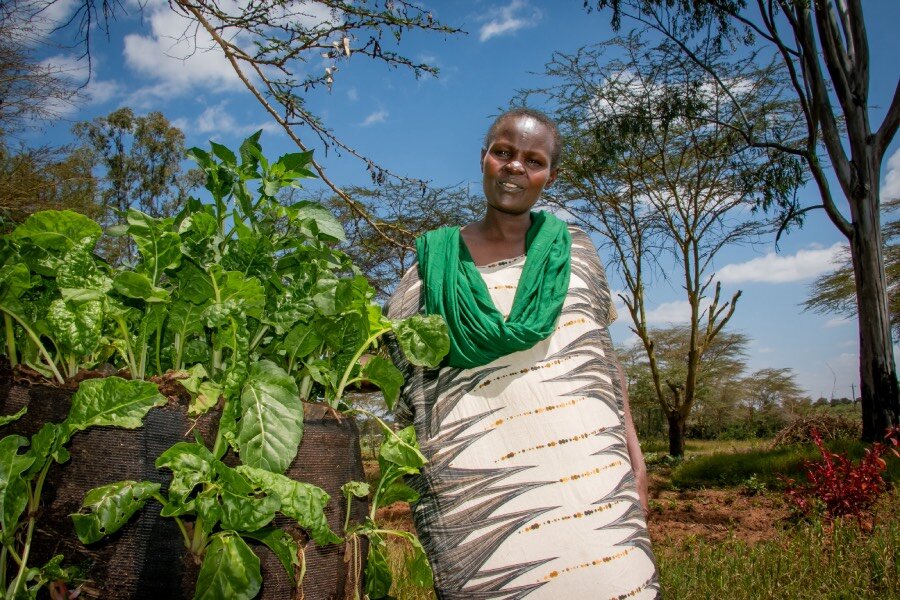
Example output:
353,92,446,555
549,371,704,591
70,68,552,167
618,363,650,514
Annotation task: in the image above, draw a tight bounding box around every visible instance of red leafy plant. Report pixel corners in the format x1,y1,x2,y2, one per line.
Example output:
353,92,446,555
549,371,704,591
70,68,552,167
782,427,899,524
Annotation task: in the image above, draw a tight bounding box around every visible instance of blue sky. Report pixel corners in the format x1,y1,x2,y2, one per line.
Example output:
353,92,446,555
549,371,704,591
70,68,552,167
19,0,900,399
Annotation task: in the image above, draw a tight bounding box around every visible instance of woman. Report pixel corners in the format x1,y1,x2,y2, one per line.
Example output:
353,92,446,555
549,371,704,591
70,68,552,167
386,108,659,599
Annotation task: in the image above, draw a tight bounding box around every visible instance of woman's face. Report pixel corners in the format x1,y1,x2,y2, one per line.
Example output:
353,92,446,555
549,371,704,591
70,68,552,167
481,115,558,216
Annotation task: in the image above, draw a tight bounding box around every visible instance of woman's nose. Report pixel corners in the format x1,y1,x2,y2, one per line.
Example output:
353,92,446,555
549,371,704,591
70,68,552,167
504,159,525,174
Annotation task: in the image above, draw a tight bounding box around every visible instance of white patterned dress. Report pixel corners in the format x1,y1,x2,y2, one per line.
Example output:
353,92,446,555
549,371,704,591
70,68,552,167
386,226,660,599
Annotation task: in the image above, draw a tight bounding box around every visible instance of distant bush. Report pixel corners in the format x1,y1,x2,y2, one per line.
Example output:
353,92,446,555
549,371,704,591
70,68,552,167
772,414,862,447
671,439,900,489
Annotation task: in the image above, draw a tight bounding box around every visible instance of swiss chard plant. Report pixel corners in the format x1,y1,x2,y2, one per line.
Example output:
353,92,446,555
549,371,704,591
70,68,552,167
67,134,449,598
0,377,165,598
341,424,432,600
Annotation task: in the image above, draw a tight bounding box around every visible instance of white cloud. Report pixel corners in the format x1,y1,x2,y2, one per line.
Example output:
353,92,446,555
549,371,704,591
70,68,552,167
346,87,358,102
478,0,542,42
716,242,845,284
176,101,280,137
122,2,245,98
645,300,692,324
883,147,900,202
360,109,388,127
826,317,852,328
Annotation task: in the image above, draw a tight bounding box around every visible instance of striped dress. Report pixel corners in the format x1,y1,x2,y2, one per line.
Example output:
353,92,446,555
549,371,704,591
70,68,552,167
385,226,660,600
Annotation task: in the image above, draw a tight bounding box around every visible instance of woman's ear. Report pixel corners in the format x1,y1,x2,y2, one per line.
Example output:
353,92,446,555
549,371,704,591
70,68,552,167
546,167,559,188
480,147,486,172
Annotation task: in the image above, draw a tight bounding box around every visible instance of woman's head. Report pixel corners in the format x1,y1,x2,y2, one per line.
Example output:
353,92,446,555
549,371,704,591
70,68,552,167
483,108,562,169
480,108,561,216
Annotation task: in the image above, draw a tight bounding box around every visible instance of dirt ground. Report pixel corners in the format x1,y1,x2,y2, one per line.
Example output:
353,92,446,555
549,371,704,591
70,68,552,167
372,477,792,548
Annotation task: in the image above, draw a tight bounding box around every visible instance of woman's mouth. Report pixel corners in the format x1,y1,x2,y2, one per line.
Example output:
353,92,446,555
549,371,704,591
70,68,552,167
499,181,523,192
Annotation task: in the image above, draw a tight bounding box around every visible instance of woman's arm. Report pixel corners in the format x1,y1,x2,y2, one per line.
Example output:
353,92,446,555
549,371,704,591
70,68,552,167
617,362,649,513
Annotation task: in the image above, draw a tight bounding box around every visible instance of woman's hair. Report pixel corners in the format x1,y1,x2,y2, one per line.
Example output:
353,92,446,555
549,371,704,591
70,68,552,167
483,107,563,169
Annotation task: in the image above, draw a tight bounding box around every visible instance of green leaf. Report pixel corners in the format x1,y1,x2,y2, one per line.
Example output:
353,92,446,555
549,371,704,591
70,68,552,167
238,361,303,474
404,533,434,588
27,423,70,472
291,201,346,242
362,356,404,410
236,466,341,546
376,481,418,509
211,141,238,166
66,377,166,434
281,322,323,362
112,271,169,302
195,532,262,600
215,462,279,532
378,425,426,471
0,263,32,303
46,298,103,358
10,210,102,253
240,528,298,580
393,314,450,367
0,407,27,428
71,480,161,544
365,534,392,600
0,435,35,540
155,442,215,505
125,209,182,284
341,481,370,500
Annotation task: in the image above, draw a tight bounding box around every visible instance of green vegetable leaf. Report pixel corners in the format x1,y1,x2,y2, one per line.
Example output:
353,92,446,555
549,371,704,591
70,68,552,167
155,442,215,505
364,533,392,600
236,466,341,546
10,210,101,253
65,377,166,434
341,481,370,500
71,480,161,544
238,361,303,474
378,425,426,471
112,271,169,303
280,322,323,363
393,314,450,367
211,141,238,166
376,480,419,509
361,356,404,410
215,462,279,532
27,422,70,472
126,209,182,284
178,365,223,417
290,201,346,242
0,435,35,540
240,528,298,580
403,532,434,589
0,407,27,428
46,298,103,358
0,263,32,303
194,532,262,600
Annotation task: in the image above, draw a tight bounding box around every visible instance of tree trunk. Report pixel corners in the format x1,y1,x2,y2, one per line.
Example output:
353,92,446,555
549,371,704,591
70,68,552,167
849,186,900,442
666,411,686,457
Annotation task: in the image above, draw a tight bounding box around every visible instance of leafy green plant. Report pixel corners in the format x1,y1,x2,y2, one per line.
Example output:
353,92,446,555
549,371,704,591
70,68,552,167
66,135,449,598
0,377,164,598
341,425,432,600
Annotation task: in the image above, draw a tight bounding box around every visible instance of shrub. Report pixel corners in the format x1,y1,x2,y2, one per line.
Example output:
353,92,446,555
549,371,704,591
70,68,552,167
781,427,899,523
670,438,900,489
772,414,861,447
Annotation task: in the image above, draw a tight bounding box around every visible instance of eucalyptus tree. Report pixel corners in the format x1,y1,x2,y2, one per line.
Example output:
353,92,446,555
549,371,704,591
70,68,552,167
522,34,804,455
586,0,900,442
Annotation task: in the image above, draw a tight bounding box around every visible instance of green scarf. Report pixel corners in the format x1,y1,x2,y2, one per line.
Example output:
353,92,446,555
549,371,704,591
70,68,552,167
416,211,571,369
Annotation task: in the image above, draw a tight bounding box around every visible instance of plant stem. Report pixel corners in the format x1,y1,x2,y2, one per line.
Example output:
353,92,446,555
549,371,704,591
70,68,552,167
249,325,268,351
344,492,353,533
3,314,17,368
115,316,138,379
1,307,63,383
152,493,191,549
9,462,51,597
334,327,390,402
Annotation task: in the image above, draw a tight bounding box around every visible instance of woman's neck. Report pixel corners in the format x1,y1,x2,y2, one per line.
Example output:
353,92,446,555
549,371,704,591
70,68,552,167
476,208,532,242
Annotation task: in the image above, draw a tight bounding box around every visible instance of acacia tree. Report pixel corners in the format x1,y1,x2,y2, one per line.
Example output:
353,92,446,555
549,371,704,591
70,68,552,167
522,35,802,455
588,0,900,442
323,182,484,300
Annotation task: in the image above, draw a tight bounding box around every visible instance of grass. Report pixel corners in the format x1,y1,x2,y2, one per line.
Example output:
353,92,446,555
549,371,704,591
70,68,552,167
670,439,900,489
657,507,899,599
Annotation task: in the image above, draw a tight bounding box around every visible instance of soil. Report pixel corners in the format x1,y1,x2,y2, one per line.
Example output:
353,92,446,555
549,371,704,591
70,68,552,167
368,464,793,549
